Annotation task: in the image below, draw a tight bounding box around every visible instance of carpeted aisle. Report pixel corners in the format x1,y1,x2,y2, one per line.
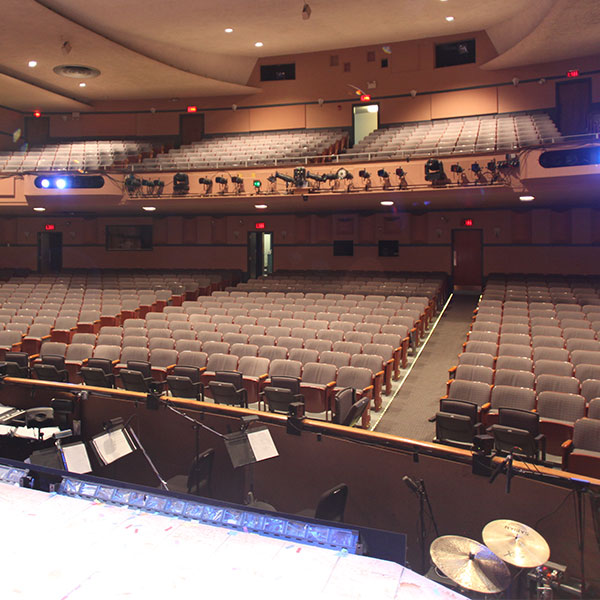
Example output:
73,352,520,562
374,293,479,441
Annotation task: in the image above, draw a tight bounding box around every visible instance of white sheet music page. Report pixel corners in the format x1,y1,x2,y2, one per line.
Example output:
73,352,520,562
92,429,133,465
247,428,278,462
62,442,92,474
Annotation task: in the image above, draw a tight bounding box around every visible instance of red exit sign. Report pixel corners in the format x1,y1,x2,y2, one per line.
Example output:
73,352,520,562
567,69,580,78
45,224,55,231
462,218,473,227
255,222,265,229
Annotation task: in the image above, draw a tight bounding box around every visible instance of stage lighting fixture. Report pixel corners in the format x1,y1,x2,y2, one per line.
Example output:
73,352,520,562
470,163,481,174
198,177,212,191
40,178,50,189
487,160,497,172
173,172,189,193
231,176,243,184
505,153,520,168
450,164,463,174
55,178,68,190
377,169,389,179
153,180,164,195
306,171,326,182
293,166,307,187
302,3,311,20
358,169,370,180
124,175,141,194
323,173,338,182
424,159,445,182
395,167,406,178
267,175,277,184
215,176,227,185
275,172,294,184
253,180,262,189
337,168,353,181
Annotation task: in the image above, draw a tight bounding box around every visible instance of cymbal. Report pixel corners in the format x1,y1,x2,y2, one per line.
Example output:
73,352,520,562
482,519,550,568
430,535,511,594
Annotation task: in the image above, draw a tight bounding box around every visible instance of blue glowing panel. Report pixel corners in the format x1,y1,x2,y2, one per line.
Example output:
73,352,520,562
202,506,224,524
264,516,286,535
55,178,67,189
165,498,186,516
183,503,205,519
242,512,265,530
128,491,146,508
306,524,331,545
145,495,168,512
112,488,135,504
222,509,243,527
285,520,308,540
40,178,50,189
96,486,116,502
79,483,98,498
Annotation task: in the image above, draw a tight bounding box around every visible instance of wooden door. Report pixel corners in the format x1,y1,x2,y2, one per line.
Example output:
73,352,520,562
556,79,591,135
179,113,205,146
452,229,482,288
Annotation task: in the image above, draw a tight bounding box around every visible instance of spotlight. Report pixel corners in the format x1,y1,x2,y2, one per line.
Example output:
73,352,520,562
377,168,391,189
293,166,307,187
40,178,50,189
322,173,338,182
55,177,68,190
231,176,243,184
125,175,141,194
173,172,189,193
302,3,311,20
470,163,481,174
505,153,520,168
450,164,463,173
306,171,326,182
358,169,371,190
153,180,164,195
215,176,227,185
199,177,212,192
487,160,497,172
395,167,406,178
275,172,294,184
424,159,445,182
267,175,277,184
253,180,262,191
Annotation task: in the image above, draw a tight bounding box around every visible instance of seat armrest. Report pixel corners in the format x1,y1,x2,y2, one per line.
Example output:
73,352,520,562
561,439,573,470
448,366,457,378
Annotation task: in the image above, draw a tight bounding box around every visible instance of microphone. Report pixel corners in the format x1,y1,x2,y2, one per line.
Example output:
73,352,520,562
402,475,421,494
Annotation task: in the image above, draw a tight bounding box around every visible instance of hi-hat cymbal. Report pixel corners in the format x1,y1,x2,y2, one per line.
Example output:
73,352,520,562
482,519,550,568
430,535,511,594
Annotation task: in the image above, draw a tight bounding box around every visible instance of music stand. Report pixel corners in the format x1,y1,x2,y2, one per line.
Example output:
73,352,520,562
224,423,278,506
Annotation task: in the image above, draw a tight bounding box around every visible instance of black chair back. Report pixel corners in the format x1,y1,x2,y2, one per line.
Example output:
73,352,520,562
315,483,348,522
187,448,215,495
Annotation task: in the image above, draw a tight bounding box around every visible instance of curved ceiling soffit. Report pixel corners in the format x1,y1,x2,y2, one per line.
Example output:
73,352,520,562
33,0,261,96
482,0,600,70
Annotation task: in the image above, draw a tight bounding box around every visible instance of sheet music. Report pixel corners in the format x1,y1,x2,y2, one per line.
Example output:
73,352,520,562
62,442,92,474
0,425,61,440
91,429,134,465
247,428,278,462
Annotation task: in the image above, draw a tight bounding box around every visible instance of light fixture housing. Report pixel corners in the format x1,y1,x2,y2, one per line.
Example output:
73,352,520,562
142,206,156,212
33,207,46,212
28,60,38,68
519,195,535,202
424,159,445,182
173,172,190,193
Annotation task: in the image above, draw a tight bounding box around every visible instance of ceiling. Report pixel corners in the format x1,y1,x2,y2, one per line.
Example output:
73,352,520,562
2,0,600,111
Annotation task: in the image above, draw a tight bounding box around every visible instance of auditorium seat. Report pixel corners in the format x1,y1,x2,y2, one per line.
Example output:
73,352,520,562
562,418,600,478
538,391,586,454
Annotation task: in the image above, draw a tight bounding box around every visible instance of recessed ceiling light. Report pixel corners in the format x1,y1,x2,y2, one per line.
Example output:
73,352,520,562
33,207,46,212
142,206,156,211
380,201,394,206
446,16,455,21
255,42,263,48
79,82,86,87
28,60,38,68
255,204,268,209
519,195,535,202
225,28,233,33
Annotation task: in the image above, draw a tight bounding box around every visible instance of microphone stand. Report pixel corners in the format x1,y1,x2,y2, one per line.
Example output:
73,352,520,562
126,425,170,491
489,452,514,494
161,397,225,495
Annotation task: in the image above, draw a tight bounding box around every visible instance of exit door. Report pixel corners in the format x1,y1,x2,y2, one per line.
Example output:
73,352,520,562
37,232,63,273
452,229,482,289
247,231,273,279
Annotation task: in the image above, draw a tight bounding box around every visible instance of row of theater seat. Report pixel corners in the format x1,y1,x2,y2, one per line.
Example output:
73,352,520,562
436,279,600,478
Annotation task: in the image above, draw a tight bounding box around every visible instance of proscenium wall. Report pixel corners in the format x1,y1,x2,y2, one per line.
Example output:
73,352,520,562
38,31,600,140
2,207,600,274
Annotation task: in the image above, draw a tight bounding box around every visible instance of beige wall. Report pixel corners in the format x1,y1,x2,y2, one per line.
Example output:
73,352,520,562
2,207,600,276
22,30,599,141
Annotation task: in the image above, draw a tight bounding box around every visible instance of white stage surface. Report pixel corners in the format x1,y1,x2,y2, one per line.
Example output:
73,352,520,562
0,481,467,599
